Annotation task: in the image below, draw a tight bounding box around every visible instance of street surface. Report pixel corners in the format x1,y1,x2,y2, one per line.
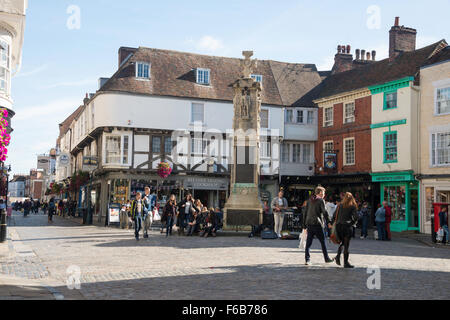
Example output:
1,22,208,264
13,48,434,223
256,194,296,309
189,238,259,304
1,211,449,300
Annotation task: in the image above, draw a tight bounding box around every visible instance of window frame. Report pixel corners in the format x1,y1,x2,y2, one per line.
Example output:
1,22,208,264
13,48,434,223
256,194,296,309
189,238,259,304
343,137,355,166
297,110,304,124
260,109,269,129
323,106,334,127
344,102,355,124
103,133,132,166
285,109,293,123
191,102,205,124
191,138,208,155
152,136,162,154
307,110,314,124
251,74,263,84
384,90,398,110
383,131,398,164
196,68,210,85
430,131,450,167
323,140,334,153
136,62,151,79
435,86,450,116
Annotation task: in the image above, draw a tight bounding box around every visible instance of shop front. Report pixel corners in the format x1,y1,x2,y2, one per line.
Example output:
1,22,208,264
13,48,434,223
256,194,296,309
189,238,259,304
183,177,229,209
418,176,450,234
372,171,420,232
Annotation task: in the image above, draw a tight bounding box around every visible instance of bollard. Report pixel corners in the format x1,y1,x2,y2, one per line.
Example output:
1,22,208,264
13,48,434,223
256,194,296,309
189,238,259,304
0,209,6,243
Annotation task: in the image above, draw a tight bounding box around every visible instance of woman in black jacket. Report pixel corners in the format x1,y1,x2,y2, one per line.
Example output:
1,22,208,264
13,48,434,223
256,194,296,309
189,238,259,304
177,194,198,236
163,195,177,237
332,192,359,268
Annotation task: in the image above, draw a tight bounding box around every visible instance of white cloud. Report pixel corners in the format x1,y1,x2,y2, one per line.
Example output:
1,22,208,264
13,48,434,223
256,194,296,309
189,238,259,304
15,64,49,78
196,36,224,53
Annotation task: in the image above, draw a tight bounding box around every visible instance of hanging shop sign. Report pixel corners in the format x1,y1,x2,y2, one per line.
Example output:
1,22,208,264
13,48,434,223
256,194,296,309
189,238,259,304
324,152,337,171
82,156,99,172
58,153,70,167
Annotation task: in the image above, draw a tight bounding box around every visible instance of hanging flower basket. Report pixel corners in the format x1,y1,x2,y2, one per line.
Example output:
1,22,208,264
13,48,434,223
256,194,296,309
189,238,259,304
157,162,172,179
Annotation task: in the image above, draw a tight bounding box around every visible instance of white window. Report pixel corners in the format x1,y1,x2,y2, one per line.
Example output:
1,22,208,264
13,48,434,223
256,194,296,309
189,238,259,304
285,110,293,123
191,103,205,124
302,144,312,163
307,111,314,124
136,62,150,79
0,40,9,68
104,134,132,166
324,107,333,127
431,132,450,166
261,109,269,128
292,144,301,163
323,141,334,153
344,138,355,166
344,102,355,123
251,74,263,83
191,138,207,155
0,67,8,93
436,87,450,115
197,68,210,85
164,137,172,154
260,141,271,158
281,143,290,163
297,110,304,123
152,136,161,153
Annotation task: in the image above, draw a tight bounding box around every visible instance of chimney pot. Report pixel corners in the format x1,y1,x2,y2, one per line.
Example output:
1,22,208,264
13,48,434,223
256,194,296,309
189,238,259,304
395,17,400,26
372,50,376,61
355,49,360,60
367,52,371,60
337,45,341,54
361,50,366,61
346,45,351,54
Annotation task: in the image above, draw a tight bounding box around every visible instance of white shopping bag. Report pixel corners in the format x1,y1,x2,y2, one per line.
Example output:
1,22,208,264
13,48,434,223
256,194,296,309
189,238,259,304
153,208,161,222
298,230,307,250
374,230,379,240
437,228,444,242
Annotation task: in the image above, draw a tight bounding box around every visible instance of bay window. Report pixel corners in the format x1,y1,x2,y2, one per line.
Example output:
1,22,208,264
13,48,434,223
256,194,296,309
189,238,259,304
104,134,132,166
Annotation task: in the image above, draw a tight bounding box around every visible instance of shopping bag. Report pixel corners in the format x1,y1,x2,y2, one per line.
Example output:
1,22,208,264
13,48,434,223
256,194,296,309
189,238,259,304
374,230,379,240
153,208,161,222
437,228,444,242
298,230,307,250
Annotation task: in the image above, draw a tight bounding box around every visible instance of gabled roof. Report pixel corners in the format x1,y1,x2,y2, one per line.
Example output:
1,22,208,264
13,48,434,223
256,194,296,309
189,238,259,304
315,40,448,101
98,47,323,107
58,105,84,139
421,45,450,68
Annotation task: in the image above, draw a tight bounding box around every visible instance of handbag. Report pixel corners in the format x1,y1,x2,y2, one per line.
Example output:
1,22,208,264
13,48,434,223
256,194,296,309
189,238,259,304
153,208,161,222
330,205,341,245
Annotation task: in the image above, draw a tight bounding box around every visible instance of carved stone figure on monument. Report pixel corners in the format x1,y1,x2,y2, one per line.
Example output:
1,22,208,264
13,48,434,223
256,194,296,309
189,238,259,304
241,51,257,79
241,88,251,118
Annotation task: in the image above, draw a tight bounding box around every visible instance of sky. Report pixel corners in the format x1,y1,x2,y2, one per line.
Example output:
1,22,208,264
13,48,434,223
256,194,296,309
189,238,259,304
7,0,450,176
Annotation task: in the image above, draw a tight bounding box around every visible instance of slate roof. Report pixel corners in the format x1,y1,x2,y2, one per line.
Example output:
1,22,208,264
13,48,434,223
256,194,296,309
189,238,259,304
421,45,450,68
98,47,323,107
314,40,448,101
58,105,84,139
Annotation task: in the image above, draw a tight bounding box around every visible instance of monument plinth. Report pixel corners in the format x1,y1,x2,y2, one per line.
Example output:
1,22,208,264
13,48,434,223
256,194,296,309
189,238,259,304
223,51,263,230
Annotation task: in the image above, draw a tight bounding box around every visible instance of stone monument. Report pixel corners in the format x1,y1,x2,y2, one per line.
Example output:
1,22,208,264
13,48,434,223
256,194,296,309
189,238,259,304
223,51,263,230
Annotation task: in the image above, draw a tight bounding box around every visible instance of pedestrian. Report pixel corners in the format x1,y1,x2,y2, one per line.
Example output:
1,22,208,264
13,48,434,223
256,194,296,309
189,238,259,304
332,192,359,268
48,198,55,223
162,195,177,237
359,202,370,239
120,203,128,229
383,201,392,241
302,186,334,266
201,209,218,238
131,192,145,241
439,206,449,245
142,187,156,239
262,200,273,230
271,190,289,238
178,194,197,236
23,199,31,217
375,204,386,241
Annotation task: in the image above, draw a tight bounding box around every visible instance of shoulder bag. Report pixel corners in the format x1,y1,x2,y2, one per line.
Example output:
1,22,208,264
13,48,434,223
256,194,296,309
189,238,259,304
330,205,341,245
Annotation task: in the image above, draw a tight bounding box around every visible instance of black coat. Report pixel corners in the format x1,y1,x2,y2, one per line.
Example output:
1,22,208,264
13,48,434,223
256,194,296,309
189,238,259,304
303,197,329,228
332,205,359,226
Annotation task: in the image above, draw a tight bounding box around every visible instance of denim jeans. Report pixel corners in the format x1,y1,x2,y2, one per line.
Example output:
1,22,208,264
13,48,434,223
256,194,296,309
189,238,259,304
442,225,449,243
166,215,174,236
361,216,369,238
305,225,331,262
376,222,385,241
134,216,143,239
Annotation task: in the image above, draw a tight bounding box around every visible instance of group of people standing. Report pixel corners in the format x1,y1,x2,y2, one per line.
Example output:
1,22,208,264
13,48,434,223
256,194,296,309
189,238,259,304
123,188,223,241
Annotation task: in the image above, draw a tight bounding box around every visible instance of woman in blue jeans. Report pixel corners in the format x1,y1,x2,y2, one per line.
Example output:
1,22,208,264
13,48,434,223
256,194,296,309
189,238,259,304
163,195,178,237
375,204,386,241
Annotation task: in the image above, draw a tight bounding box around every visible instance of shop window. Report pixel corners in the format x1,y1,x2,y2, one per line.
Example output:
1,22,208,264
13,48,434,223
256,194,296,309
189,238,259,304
425,187,435,223
384,185,406,221
384,91,397,110
384,131,398,163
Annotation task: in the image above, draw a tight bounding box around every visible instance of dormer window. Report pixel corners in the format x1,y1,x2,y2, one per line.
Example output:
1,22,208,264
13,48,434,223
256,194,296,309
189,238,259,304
251,74,263,83
196,68,210,85
136,62,150,79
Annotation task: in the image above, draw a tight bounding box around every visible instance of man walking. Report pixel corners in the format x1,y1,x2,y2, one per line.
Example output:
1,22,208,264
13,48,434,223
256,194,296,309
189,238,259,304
143,187,156,239
375,204,386,241
131,192,145,241
302,186,334,266
271,190,288,238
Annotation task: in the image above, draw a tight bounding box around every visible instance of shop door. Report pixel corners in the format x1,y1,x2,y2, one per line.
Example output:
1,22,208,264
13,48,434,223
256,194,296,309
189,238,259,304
409,188,419,230
383,184,407,232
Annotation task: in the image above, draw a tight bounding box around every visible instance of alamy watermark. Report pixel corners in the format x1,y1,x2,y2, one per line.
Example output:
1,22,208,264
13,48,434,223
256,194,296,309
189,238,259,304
67,5,81,30
366,265,381,290
366,5,381,30
66,265,82,290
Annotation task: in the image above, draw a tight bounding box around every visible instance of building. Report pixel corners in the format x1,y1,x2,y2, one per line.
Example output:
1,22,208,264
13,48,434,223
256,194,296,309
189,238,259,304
8,174,26,199
54,47,323,224
0,0,27,133
312,18,447,227
417,46,450,234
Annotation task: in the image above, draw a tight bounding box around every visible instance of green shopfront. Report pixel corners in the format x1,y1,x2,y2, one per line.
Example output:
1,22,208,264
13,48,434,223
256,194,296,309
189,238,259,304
371,171,420,232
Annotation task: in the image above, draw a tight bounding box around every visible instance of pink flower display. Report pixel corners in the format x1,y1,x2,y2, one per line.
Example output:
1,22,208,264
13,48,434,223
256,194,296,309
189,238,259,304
157,162,172,179
0,108,11,162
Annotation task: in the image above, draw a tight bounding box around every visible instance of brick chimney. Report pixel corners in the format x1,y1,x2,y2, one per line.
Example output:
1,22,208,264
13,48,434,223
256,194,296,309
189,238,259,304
389,17,417,60
118,47,138,68
331,44,354,74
